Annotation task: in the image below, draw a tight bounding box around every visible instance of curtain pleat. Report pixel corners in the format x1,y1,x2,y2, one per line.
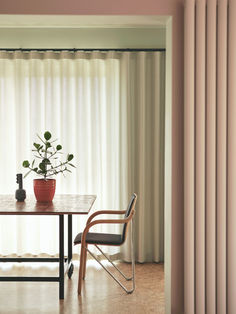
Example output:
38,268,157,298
206,1,217,313
217,0,227,313
228,0,236,312
184,0,236,313
122,51,165,263
195,1,206,313
137,52,146,261
0,50,165,263
184,0,195,312
153,52,165,262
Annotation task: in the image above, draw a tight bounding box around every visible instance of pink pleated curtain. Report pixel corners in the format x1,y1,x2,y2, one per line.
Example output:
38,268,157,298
184,0,236,313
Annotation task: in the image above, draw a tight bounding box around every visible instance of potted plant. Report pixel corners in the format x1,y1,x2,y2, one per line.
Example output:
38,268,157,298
22,131,75,202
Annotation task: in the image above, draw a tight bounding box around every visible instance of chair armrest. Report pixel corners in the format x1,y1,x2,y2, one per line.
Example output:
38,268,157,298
81,211,134,246
86,210,126,225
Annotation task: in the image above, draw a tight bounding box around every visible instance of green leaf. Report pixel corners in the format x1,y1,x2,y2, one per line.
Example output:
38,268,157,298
39,163,46,171
44,131,52,141
45,142,51,148
24,169,32,178
33,143,40,150
42,158,50,164
68,163,76,168
67,154,74,161
56,144,62,151
22,160,30,168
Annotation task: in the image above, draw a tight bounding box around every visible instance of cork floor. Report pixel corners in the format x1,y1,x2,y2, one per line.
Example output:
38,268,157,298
0,260,164,314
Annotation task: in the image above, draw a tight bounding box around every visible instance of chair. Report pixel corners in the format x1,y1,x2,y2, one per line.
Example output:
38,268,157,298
74,193,137,295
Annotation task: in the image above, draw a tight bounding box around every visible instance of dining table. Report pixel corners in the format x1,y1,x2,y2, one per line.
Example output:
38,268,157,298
0,194,97,299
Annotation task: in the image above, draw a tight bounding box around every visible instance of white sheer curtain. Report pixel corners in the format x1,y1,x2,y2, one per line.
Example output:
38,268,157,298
0,50,164,262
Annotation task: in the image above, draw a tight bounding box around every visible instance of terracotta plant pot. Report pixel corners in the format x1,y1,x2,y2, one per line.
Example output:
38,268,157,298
33,179,56,202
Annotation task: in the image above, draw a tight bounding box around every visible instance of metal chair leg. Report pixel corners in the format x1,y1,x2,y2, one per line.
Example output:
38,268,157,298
131,219,135,292
86,220,135,294
95,245,133,280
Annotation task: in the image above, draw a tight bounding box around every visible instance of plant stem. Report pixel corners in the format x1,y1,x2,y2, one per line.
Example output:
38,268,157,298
44,169,65,178
44,142,47,179
48,150,57,159
49,161,68,170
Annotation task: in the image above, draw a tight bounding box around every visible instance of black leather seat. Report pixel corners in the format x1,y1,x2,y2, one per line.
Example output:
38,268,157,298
74,232,123,246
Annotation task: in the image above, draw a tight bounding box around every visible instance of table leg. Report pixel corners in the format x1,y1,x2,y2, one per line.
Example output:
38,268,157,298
67,214,74,278
59,215,64,299
68,215,72,262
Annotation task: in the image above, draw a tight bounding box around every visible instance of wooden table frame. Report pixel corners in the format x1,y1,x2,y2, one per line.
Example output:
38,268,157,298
0,195,96,299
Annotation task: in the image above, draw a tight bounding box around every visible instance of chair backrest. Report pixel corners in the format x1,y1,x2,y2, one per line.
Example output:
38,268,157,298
121,193,137,243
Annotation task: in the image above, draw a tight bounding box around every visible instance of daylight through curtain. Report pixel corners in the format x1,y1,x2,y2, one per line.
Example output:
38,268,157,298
0,50,165,262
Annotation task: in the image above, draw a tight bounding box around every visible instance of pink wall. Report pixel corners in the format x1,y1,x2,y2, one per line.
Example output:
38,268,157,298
0,1,185,313
0,0,183,15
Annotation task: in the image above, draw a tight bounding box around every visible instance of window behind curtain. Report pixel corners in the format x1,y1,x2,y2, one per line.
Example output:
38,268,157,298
0,50,165,263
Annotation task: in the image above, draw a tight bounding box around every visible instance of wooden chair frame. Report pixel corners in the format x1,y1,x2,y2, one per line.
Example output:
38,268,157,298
77,196,137,295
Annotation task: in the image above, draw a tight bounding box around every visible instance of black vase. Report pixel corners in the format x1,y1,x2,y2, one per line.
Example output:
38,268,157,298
15,189,26,202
